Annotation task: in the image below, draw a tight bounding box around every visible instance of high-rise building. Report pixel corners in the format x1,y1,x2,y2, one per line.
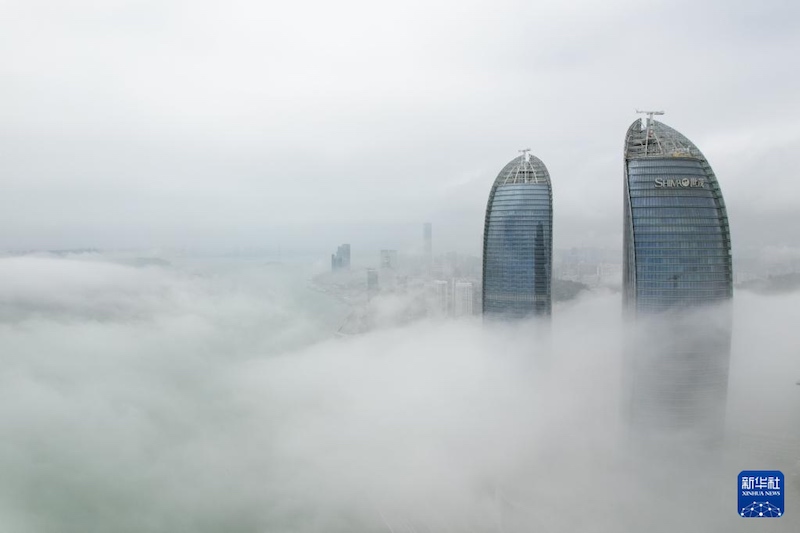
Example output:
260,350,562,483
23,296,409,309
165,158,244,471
482,151,553,319
430,280,448,316
331,244,351,271
453,280,474,317
622,114,733,441
366,268,379,300
380,249,398,270
423,223,432,262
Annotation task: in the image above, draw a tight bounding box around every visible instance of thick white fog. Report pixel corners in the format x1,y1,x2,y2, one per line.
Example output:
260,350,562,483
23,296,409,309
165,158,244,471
0,253,797,532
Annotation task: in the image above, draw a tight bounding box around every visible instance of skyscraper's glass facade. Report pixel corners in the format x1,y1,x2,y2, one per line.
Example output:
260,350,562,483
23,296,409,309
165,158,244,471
482,154,552,319
623,118,733,439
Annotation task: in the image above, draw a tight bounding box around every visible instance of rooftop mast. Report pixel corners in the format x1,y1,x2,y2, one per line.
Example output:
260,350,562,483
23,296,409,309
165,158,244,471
635,109,665,129
635,109,665,154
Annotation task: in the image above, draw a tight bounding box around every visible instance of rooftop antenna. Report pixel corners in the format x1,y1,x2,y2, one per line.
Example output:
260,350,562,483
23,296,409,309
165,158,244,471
518,147,531,162
635,109,665,130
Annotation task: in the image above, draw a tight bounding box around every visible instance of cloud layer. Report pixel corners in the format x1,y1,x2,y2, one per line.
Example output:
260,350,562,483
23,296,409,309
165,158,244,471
0,254,798,532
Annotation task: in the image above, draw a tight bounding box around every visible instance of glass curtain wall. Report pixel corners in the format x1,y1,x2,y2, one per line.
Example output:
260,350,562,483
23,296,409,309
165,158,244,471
622,119,733,441
482,154,553,319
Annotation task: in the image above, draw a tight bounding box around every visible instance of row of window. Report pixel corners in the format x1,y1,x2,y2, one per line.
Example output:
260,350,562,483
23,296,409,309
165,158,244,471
635,230,725,240
485,233,551,239
486,215,551,221
636,270,730,279
636,249,730,258
629,159,704,168
633,247,729,255
629,189,717,199
632,207,721,217
485,237,552,244
635,257,730,264
493,187,550,194
486,228,550,235
485,286,550,294
487,214,551,219
492,189,551,198
483,261,550,269
635,272,731,281
630,197,718,207
636,280,731,288
490,198,551,205
636,253,729,261
491,196,550,201
635,275,732,283
495,182,550,189
635,255,731,265
485,235,552,241
637,289,730,298
489,204,550,211
485,249,550,257
628,186,721,195
484,292,550,301
486,228,550,234
486,224,551,231
487,212,551,218
486,262,550,270
635,273,730,281
634,241,727,250
634,218,724,227
484,281,550,289
489,203,551,210
489,201,549,208
634,226,724,235
634,253,729,262
490,200,550,207
484,258,549,265
485,290,550,297
485,261,551,268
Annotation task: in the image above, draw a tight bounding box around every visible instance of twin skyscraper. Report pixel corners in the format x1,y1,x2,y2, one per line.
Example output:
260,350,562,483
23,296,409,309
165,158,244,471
482,149,553,318
482,114,732,319
482,114,733,440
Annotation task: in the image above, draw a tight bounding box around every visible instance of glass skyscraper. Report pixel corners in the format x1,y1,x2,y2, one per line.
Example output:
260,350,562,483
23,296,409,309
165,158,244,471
482,152,552,319
623,117,733,440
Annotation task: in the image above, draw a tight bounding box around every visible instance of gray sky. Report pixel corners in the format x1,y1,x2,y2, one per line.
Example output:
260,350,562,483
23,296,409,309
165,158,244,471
2,0,799,255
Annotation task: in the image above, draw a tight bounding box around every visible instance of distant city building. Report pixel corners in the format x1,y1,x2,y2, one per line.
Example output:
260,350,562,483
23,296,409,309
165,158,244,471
453,280,474,317
380,249,398,270
482,150,553,319
366,268,379,300
444,251,460,278
331,243,351,271
423,223,432,264
430,280,448,316
622,114,733,442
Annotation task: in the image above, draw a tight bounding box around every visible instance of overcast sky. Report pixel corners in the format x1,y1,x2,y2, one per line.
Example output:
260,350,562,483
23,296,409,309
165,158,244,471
2,0,799,256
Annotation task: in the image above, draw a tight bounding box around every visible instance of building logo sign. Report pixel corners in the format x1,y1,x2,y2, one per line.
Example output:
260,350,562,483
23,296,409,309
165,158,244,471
738,470,784,518
654,178,705,188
